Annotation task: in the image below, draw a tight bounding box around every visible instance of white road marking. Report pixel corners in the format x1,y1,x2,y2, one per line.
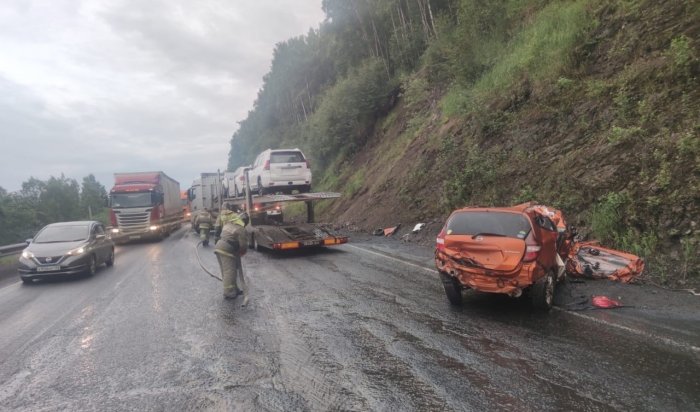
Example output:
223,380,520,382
344,243,438,276
0,280,21,293
552,307,700,354
344,243,700,354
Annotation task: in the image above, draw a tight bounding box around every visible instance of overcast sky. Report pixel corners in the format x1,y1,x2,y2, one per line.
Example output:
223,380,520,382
0,0,324,192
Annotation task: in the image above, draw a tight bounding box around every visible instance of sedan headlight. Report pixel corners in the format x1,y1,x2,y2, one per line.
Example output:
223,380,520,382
67,246,86,256
21,250,34,259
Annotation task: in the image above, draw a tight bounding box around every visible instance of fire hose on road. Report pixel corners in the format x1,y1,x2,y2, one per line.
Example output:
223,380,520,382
194,240,249,306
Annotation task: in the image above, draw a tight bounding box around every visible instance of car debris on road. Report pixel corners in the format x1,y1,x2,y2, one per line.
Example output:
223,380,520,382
375,224,401,236
566,241,645,283
591,295,624,309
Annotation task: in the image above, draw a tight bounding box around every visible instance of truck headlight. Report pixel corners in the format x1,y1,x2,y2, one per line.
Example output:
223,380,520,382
149,225,158,231
111,228,120,234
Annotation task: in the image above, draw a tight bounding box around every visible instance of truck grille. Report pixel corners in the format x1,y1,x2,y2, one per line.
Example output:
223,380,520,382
116,211,150,232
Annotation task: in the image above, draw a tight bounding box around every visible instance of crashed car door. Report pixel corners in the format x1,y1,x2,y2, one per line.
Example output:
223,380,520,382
529,213,558,270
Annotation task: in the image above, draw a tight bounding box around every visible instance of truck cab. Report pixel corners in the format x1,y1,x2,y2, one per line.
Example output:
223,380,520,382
109,172,180,241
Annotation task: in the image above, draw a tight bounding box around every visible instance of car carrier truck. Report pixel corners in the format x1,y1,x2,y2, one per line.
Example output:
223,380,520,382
223,170,347,251
109,171,181,242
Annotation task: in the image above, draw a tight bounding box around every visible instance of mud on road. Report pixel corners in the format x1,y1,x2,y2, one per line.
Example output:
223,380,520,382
0,228,698,411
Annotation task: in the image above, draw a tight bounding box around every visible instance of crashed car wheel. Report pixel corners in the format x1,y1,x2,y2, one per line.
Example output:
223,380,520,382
440,272,463,306
531,270,555,311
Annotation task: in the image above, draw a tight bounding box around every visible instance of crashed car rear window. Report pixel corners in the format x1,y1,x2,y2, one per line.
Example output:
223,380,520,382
446,212,531,239
271,151,305,163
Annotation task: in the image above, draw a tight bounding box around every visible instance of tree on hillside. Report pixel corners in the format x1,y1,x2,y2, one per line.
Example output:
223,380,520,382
0,174,112,244
39,175,81,223
227,0,454,172
0,187,39,244
81,174,107,219
0,186,5,219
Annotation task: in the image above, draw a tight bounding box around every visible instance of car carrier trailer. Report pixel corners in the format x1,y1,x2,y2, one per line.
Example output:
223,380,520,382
223,182,348,251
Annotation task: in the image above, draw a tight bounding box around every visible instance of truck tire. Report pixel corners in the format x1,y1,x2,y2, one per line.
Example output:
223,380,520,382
440,272,463,306
531,270,555,310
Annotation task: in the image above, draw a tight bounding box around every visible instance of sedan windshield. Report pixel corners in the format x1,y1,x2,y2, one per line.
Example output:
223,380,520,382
447,211,531,239
34,225,89,243
111,192,154,208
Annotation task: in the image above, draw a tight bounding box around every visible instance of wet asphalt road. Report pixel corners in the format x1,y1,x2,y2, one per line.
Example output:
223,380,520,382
0,227,698,411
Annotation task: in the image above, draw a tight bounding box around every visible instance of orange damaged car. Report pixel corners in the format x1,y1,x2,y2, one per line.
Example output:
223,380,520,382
435,203,569,310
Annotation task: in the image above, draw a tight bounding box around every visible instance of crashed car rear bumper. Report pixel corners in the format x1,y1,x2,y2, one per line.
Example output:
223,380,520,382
436,256,541,296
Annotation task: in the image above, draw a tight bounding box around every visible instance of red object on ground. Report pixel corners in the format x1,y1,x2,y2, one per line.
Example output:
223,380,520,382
591,295,623,309
384,226,399,236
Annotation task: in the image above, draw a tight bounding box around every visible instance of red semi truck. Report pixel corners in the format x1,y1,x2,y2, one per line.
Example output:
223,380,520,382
109,172,181,242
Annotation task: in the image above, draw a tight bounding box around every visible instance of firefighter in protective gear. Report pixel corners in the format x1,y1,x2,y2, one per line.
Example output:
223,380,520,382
194,208,213,246
213,206,249,299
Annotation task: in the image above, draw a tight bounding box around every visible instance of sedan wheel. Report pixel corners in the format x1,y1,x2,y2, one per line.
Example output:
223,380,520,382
87,255,97,276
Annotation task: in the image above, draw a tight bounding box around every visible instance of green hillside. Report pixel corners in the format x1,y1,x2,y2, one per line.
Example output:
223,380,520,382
228,0,699,285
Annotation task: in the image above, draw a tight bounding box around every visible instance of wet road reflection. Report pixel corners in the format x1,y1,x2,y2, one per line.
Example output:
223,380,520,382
0,229,697,411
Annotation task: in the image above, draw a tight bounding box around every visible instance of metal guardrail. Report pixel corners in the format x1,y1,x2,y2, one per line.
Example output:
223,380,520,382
0,243,27,258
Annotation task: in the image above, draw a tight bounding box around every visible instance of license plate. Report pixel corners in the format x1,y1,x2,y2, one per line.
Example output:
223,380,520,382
37,265,60,272
302,240,320,246
129,235,141,239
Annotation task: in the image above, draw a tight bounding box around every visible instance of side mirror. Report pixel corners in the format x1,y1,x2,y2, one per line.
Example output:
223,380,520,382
568,225,578,237
25,238,33,244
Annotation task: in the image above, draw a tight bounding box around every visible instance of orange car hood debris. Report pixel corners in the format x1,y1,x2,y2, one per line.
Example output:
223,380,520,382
566,241,645,283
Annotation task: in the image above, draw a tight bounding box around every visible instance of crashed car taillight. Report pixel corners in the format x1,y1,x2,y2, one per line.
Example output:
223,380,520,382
522,230,541,262
523,245,540,262
436,228,446,252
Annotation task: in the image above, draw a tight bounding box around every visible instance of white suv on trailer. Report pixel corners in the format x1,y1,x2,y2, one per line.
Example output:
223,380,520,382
248,149,312,195
225,166,250,198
